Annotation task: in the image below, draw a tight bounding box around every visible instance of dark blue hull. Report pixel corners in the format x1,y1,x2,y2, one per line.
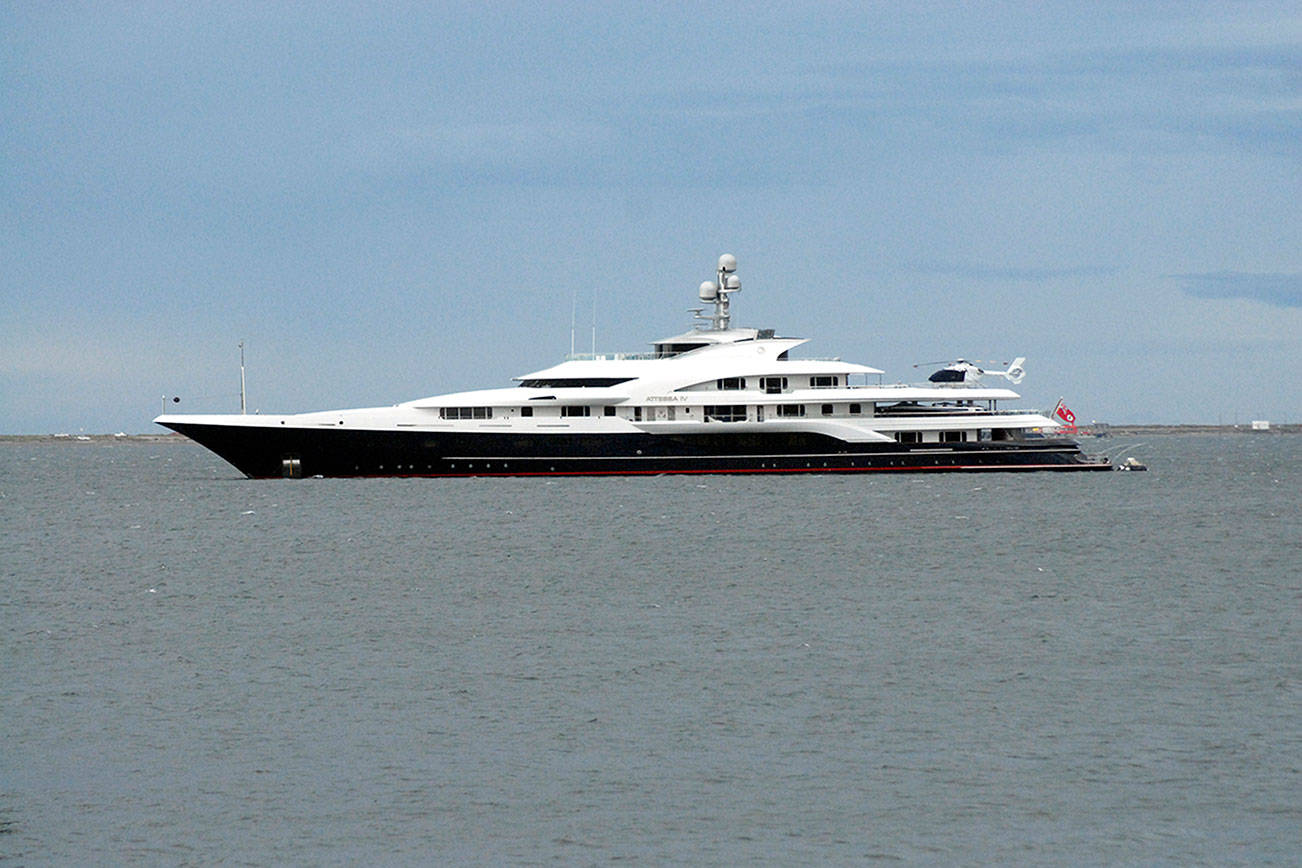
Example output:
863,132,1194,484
160,423,1112,478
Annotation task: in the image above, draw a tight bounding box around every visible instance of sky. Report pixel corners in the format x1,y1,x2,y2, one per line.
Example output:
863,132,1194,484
3,1,1299,432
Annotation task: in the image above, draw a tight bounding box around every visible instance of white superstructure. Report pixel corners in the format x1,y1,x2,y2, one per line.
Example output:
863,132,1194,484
157,254,1103,478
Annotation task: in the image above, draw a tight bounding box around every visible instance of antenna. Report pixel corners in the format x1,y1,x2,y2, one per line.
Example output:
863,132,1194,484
239,340,246,414
590,293,596,355
697,254,740,330
570,291,576,356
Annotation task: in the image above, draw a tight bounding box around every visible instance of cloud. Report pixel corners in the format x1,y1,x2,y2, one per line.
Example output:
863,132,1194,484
792,42,1302,156
1173,272,1302,308
907,264,1118,281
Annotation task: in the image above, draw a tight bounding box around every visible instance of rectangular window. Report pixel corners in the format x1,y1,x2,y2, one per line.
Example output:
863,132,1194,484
895,431,921,443
810,375,838,388
716,377,746,390
632,407,643,421
762,377,787,394
603,406,616,417
821,404,833,416
561,405,591,417
520,406,532,417
704,404,747,422
941,431,968,442
777,404,805,417
849,403,861,415
439,407,491,420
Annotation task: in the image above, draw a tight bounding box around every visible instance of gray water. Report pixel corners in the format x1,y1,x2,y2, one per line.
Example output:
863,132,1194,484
2,435,1298,865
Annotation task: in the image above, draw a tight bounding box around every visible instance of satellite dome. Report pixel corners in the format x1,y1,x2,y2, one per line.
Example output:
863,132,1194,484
718,253,737,273
699,280,718,301
724,274,741,291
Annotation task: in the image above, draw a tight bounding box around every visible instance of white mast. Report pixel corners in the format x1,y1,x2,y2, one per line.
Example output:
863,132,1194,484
570,291,576,356
698,253,741,330
239,341,246,414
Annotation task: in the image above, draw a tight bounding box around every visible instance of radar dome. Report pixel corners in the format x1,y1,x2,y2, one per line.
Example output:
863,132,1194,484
724,274,741,291
718,253,737,273
698,280,718,301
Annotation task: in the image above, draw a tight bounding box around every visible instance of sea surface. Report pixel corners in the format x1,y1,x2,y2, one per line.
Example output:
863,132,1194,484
1,434,1298,865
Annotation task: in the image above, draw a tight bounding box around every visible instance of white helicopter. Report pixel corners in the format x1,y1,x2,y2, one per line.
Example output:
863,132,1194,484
914,357,1026,385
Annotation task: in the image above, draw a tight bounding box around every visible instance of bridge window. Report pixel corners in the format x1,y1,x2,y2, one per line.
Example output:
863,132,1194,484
810,376,838,388
561,405,591,417
654,342,707,358
777,404,805,418
716,377,746,390
761,377,787,394
519,377,633,388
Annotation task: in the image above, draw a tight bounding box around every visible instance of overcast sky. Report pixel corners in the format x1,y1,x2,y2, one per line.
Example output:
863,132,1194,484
3,1,1299,432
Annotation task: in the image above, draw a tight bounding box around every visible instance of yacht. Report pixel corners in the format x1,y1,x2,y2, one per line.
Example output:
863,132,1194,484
156,255,1111,477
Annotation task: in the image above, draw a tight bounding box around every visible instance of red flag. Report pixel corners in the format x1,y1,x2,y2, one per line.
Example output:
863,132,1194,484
1053,398,1077,431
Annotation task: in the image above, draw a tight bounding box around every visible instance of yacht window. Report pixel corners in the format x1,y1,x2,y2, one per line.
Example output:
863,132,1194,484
821,404,833,416
654,342,707,358
849,403,862,415
632,407,643,421
520,407,533,417
761,377,787,394
439,407,491,420
704,405,746,423
811,376,838,388
519,377,633,388
603,406,616,417
895,431,921,443
561,405,591,417
777,404,805,417
716,377,746,390
941,431,967,442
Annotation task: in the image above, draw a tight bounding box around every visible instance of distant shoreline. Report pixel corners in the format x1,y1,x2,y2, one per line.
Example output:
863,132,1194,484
1102,424,1300,435
1,424,1298,443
